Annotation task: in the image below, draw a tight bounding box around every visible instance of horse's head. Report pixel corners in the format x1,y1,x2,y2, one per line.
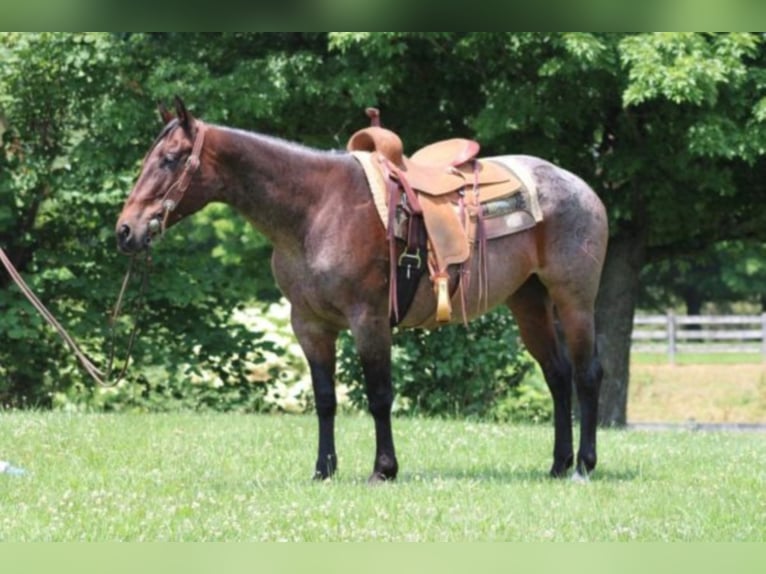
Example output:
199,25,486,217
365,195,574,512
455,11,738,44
116,97,213,253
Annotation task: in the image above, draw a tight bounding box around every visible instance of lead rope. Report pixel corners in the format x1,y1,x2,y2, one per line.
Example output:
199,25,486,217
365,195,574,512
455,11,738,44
0,122,205,387
101,250,152,386
0,246,149,387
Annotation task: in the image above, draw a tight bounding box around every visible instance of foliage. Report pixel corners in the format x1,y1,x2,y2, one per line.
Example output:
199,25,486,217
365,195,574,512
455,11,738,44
3,33,766,424
50,299,309,414
0,33,279,410
1,33,132,405
490,368,553,425
639,240,766,313
337,308,538,420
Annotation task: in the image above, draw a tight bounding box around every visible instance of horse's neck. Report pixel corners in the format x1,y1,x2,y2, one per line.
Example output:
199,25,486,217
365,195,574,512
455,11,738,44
211,126,342,247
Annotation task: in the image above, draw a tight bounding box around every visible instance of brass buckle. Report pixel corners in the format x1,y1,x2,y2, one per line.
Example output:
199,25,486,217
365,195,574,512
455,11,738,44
398,249,422,269
398,249,422,280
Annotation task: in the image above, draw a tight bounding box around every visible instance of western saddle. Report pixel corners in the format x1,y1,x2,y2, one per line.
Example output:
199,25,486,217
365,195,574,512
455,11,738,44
347,108,522,324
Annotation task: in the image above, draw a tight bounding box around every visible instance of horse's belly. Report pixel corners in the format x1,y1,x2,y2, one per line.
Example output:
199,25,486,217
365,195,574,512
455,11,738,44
398,233,535,329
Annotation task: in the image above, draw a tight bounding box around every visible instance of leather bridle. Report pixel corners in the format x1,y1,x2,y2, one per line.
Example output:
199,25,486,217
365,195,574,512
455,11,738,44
150,120,208,236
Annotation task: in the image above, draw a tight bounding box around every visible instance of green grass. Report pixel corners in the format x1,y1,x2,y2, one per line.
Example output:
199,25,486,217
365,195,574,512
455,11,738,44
1,412,764,541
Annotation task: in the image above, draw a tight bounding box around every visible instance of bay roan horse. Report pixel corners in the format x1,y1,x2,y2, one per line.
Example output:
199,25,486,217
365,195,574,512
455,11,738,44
116,99,608,481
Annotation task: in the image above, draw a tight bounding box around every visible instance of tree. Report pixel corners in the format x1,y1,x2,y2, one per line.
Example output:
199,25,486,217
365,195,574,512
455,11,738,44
640,241,766,314
3,33,766,425
0,33,278,409
0,33,131,403
327,32,766,424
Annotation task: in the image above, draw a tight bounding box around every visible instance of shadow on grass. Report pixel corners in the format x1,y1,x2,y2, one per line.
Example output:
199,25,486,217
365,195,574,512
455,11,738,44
225,464,644,488
396,464,642,484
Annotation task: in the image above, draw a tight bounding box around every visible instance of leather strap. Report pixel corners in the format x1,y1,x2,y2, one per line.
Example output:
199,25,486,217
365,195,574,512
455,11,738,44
161,121,208,212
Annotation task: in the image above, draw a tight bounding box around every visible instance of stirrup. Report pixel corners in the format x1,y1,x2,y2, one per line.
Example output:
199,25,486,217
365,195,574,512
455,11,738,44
434,274,451,323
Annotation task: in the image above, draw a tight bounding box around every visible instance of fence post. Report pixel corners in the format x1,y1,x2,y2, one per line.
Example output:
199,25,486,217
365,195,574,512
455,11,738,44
667,310,676,365
761,313,766,363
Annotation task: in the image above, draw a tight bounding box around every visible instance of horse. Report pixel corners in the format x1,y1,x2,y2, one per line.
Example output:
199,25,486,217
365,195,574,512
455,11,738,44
116,98,608,482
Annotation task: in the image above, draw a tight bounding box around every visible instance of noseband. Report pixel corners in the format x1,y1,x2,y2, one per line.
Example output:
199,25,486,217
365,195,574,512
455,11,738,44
151,120,208,234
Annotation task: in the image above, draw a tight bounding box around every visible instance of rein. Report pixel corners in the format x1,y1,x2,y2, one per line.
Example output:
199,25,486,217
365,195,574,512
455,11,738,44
0,120,208,386
0,122,208,386
0,246,150,387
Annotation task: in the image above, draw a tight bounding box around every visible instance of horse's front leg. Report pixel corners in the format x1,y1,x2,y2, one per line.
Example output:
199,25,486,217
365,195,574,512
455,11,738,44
350,315,398,482
291,313,339,480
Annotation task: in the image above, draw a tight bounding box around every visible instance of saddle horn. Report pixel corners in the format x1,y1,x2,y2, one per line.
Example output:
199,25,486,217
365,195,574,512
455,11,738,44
366,107,381,127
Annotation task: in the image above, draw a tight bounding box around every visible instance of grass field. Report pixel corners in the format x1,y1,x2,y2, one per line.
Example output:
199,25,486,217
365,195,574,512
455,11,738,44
1,411,763,541
629,353,766,423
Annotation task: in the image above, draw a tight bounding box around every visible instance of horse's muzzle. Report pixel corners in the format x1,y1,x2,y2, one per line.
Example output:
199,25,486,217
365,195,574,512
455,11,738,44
116,222,149,254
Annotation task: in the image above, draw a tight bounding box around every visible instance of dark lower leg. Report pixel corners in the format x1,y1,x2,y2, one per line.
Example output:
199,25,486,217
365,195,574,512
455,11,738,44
556,306,602,476
352,318,398,482
363,356,398,481
543,359,574,477
309,359,338,480
506,281,574,478
574,355,603,475
291,314,339,481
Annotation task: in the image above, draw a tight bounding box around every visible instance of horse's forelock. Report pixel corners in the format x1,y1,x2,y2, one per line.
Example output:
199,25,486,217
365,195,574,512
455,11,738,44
151,119,179,150
137,119,180,166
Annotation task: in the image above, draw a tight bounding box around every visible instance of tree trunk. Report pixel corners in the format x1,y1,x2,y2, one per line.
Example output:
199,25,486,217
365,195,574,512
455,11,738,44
682,286,704,318
594,231,647,426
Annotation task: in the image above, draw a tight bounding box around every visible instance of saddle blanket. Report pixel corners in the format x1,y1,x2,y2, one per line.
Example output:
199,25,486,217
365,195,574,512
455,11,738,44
351,151,544,241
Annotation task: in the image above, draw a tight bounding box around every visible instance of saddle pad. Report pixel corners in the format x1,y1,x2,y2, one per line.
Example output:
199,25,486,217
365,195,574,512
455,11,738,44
485,156,544,223
350,151,389,228
481,194,537,239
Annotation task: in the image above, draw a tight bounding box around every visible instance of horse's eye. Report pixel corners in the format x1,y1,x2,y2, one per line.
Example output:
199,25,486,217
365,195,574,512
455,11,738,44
160,153,179,169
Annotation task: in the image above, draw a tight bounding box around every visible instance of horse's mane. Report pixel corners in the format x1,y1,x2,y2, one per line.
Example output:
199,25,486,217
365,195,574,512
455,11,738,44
217,125,341,161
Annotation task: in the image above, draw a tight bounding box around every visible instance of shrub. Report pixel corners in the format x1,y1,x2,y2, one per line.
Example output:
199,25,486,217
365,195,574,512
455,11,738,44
490,366,553,424
51,300,310,414
337,307,541,421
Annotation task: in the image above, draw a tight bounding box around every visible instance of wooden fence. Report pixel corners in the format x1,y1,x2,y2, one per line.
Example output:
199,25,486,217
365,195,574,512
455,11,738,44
632,312,766,363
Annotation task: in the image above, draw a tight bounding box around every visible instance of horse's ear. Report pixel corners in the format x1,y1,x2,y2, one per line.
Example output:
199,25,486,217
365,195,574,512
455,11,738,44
174,95,193,131
157,101,174,125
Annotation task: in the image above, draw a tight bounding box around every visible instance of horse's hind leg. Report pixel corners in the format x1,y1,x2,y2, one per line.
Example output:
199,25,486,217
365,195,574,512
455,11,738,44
507,276,574,477
553,300,603,477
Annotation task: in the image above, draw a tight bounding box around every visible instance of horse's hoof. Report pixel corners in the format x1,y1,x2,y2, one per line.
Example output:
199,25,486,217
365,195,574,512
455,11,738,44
368,454,398,483
549,462,572,478
313,454,337,481
313,466,335,481
571,471,590,483
367,471,395,485
576,455,596,476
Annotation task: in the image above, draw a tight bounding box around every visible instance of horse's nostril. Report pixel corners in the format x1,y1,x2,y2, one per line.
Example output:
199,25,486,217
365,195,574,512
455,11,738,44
117,224,134,251
118,224,132,241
